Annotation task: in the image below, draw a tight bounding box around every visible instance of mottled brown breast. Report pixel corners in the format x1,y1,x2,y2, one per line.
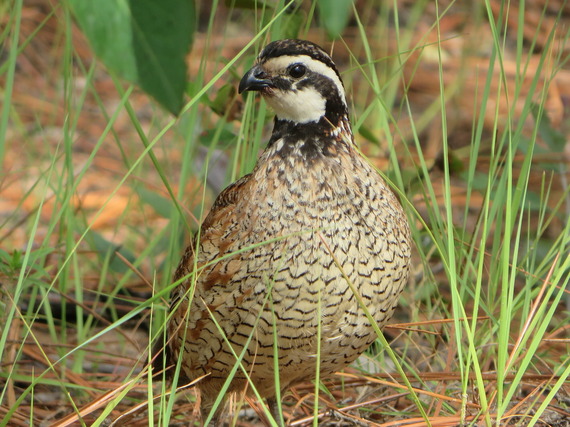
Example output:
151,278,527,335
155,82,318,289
167,133,410,403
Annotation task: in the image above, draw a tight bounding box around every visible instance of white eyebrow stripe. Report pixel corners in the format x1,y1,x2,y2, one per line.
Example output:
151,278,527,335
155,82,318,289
263,55,347,106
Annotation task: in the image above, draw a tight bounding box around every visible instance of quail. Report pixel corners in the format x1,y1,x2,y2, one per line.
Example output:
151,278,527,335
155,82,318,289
156,39,412,424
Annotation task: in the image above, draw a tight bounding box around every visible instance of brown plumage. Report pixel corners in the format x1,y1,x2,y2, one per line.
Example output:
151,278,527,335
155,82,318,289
155,39,411,424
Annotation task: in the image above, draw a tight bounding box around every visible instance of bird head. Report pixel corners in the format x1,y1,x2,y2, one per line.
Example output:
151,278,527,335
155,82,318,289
239,39,348,125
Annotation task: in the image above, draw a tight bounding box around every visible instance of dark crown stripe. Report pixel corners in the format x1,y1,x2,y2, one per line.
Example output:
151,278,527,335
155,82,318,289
259,39,343,84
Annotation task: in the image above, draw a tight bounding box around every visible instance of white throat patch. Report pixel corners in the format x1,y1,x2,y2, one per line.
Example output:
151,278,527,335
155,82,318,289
264,86,326,123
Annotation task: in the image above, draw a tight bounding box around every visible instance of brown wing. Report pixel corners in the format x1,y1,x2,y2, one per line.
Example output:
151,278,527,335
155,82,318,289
152,173,252,377
172,173,252,286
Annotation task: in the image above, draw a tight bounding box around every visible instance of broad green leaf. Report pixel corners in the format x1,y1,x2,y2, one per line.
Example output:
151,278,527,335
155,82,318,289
531,103,565,153
199,127,238,148
135,185,174,218
209,83,237,116
317,0,353,39
70,0,137,81
358,125,381,145
281,8,304,40
86,230,136,273
226,0,271,9
70,0,195,115
129,0,195,115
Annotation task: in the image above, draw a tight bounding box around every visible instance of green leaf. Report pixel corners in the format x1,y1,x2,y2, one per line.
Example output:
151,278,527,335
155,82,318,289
226,0,271,8
531,103,565,153
198,127,238,148
358,125,380,145
70,0,195,115
317,0,353,39
209,83,237,116
129,0,195,115
70,0,138,81
281,9,304,40
85,230,136,273
135,185,174,218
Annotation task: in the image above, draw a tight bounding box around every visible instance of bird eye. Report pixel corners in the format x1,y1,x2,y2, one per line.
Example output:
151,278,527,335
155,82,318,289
288,64,306,78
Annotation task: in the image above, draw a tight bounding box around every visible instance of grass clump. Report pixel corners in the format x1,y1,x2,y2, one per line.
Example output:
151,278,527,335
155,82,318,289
1,1,568,426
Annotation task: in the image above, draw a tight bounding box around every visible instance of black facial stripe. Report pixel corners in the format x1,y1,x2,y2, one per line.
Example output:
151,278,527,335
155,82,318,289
296,74,347,123
271,76,293,91
296,74,337,96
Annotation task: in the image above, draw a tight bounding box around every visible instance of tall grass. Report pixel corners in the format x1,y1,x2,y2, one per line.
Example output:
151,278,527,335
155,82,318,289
1,1,568,426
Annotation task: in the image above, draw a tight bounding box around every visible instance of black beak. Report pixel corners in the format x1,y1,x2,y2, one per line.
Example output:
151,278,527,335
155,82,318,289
238,65,272,94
